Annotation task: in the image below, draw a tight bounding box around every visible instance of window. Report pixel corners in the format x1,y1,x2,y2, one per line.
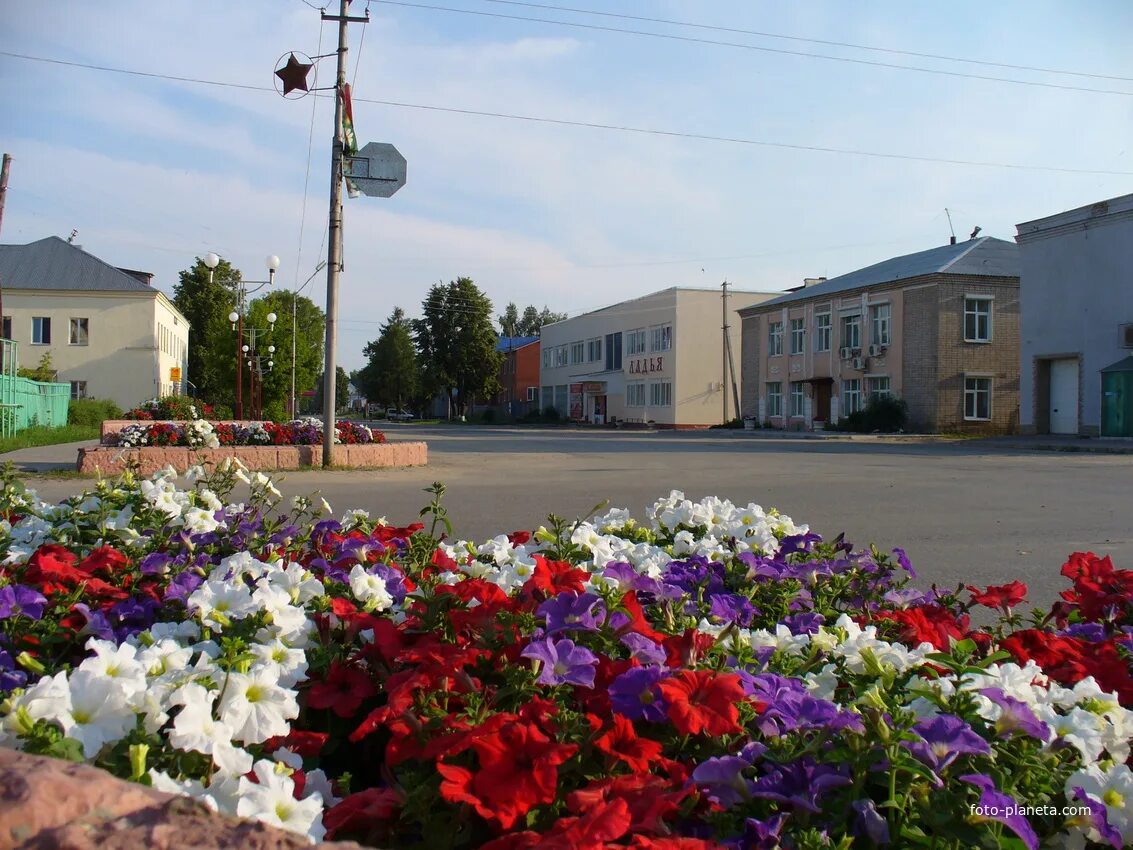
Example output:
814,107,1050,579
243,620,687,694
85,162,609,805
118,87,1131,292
32,317,51,345
789,318,805,355
526,386,537,402
553,345,569,368
541,385,553,407
790,381,805,417
543,349,551,369
587,337,602,362
870,304,891,346
626,329,647,356
70,381,88,400
768,321,783,356
626,382,646,407
815,312,831,352
766,382,782,417
842,379,862,416
964,297,993,342
554,385,569,413
868,376,891,400
649,380,672,407
1,316,10,340
841,315,860,351
570,341,585,364
604,332,622,370
964,377,992,420
650,324,672,352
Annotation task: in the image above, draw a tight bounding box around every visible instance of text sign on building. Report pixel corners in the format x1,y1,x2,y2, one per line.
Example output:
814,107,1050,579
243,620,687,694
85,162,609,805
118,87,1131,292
170,366,182,383
345,142,407,198
581,382,605,393
627,356,664,375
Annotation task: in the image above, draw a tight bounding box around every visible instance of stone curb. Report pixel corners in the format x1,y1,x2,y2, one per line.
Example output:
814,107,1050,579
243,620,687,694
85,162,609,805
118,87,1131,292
76,442,428,475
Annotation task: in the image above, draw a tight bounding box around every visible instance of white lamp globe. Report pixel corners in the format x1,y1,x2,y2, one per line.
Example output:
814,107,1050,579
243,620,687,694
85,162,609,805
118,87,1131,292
204,252,220,269
268,345,276,353
242,344,249,353
266,255,281,272
267,312,278,324
228,311,239,324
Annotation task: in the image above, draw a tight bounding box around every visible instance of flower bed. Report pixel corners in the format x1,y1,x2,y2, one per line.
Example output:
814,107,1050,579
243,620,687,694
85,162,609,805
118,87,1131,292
109,418,382,448
0,468,1130,849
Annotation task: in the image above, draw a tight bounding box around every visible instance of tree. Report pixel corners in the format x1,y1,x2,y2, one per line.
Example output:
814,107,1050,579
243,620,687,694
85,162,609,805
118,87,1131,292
498,302,567,337
244,292,325,421
174,257,240,405
354,307,419,409
311,366,350,414
415,278,502,418
17,351,56,382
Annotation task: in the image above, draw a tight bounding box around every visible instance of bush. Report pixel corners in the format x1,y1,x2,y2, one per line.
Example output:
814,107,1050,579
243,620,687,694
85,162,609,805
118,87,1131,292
710,417,744,429
479,408,496,424
67,398,122,427
540,406,561,423
125,395,213,421
839,395,909,433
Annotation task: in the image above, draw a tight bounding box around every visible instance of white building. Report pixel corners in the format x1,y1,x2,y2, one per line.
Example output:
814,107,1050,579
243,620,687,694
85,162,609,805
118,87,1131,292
539,287,778,427
1015,194,1133,437
0,236,190,409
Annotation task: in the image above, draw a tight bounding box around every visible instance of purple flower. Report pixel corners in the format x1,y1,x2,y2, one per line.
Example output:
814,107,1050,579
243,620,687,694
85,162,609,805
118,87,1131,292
959,774,1038,850
905,714,991,771
691,756,752,808
335,537,386,564
0,585,47,621
368,563,407,604
1064,623,1107,643
619,633,666,666
1069,787,1123,849
108,597,161,641
776,532,822,558
892,547,916,578
978,688,1050,742
708,593,757,627
750,759,851,813
537,591,605,634
69,603,114,640
520,636,597,688
139,552,174,576
852,799,890,844
738,553,787,580
781,612,825,635
163,571,204,605
0,650,27,692
609,666,667,722
740,814,788,850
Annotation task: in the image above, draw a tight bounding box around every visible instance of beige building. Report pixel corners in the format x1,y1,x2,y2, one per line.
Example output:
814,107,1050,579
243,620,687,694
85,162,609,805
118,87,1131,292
738,237,1021,433
0,237,189,409
539,287,778,427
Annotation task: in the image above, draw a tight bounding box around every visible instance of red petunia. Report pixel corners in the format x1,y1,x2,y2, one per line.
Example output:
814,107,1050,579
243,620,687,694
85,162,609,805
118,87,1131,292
260,730,329,759
306,661,378,717
323,787,402,841
1000,629,1090,684
593,714,663,773
657,670,745,736
23,545,86,595
566,775,691,836
872,605,970,651
1059,552,1133,622
662,629,716,668
525,555,590,598
967,581,1028,610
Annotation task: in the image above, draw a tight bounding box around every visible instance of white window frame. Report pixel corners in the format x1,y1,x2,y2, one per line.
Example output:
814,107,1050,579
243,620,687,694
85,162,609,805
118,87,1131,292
842,379,863,416
570,340,585,365
626,328,647,356
768,321,784,356
649,380,672,407
543,349,552,369
526,386,537,402
964,297,993,343
650,324,672,353
789,318,805,355
766,382,782,417
31,316,51,345
870,303,891,346
841,314,861,351
70,380,88,400
964,376,992,420
815,312,831,352
867,376,891,401
554,345,569,368
587,337,602,362
790,381,805,417
626,381,646,407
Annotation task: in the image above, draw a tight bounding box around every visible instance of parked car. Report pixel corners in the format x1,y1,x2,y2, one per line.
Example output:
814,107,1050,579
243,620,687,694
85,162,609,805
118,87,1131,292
385,408,415,421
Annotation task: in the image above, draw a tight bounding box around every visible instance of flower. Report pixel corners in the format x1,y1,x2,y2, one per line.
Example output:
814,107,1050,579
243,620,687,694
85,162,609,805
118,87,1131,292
1065,765,1133,845
306,661,378,717
750,759,851,813
537,591,606,634
217,669,300,744
657,670,745,736
960,773,1039,850
905,714,992,772
609,666,668,722
521,636,598,688
237,759,326,841
967,580,1028,610
691,755,752,808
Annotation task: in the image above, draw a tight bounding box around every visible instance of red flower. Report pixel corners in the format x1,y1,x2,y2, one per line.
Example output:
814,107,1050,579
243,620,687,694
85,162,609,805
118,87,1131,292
323,787,402,841
1000,629,1090,684
1059,552,1133,622
593,714,663,773
662,629,715,667
526,555,589,598
565,775,691,836
23,545,86,595
507,530,532,546
967,581,1028,610
306,661,378,717
628,838,727,849
872,605,970,651
260,730,329,759
657,670,745,736
77,546,130,578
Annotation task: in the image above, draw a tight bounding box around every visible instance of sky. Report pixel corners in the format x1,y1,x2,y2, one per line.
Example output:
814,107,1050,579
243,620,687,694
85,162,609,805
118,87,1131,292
2,1,1131,372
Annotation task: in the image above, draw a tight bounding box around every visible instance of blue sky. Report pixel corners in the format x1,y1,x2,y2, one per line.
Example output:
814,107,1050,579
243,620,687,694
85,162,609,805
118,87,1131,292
2,1,1131,371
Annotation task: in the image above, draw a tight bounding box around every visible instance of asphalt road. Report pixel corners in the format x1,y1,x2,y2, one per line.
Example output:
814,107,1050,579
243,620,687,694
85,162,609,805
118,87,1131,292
11,425,1133,610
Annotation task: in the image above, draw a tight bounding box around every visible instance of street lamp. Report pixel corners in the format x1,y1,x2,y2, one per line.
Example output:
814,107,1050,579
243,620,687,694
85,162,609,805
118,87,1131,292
290,261,326,418
207,253,279,419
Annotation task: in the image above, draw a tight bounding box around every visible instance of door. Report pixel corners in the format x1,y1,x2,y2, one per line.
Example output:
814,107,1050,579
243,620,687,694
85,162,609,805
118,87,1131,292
1102,372,1130,437
812,381,832,423
1049,358,1079,434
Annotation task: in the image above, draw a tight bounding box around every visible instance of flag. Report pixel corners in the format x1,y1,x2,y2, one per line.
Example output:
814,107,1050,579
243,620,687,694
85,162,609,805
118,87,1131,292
342,83,358,157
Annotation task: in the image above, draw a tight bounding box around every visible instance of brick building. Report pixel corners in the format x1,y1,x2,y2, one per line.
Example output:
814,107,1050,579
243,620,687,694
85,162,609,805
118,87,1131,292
738,237,1021,433
493,335,541,417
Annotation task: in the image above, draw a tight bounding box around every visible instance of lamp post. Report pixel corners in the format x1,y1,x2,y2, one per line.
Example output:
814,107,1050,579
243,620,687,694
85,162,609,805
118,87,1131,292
236,322,277,419
205,253,280,419
245,349,275,419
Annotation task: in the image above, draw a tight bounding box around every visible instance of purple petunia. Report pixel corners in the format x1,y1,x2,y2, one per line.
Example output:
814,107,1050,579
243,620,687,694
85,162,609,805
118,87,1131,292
520,636,597,688
609,666,667,722
851,799,890,844
1069,787,1124,849
619,633,667,666
750,759,851,813
776,531,822,558
138,552,174,576
0,649,27,692
1063,623,1107,643
68,603,114,640
691,756,753,808
708,593,757,627
0,585,47,621
537,591,606,634
905,714,991,771
978,688,1051,742
892,547,916,579
960,774,1039,850
739,814,789,850
163,571,204,605
781,612,825,635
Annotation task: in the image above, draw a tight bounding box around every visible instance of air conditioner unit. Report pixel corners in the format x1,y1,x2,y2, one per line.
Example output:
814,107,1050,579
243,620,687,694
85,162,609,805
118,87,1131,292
868,344,884,357
852,357,867,371
839,346,853,360
1122,323,1133,349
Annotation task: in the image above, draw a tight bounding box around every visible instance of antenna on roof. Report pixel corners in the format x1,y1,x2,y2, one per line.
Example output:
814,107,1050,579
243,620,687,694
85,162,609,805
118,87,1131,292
67,229,78,244
970,226,982,240
944,209,956,245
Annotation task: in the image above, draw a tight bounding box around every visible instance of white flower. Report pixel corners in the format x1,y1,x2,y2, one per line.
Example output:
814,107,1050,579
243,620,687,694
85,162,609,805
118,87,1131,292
77,639,147,697
1038,706,1107,762
2,671,72,742
349,564,395,612
249,640,309,689
187,580,257,628
1066,764,1133,844
266,562,325,606
237,759,325,842
217,669,300,744
182,506,220,534
63,670,138,758
169,684,254,776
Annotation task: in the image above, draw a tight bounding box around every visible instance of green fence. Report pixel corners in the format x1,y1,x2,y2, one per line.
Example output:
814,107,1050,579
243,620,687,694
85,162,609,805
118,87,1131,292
0,339,71,438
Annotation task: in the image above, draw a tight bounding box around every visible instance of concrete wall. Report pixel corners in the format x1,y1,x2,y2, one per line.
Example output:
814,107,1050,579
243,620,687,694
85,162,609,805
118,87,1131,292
1016,196,1133,435
3,290,189,410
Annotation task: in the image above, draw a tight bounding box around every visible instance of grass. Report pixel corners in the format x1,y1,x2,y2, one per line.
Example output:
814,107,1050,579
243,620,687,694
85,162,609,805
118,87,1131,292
0,425,100,455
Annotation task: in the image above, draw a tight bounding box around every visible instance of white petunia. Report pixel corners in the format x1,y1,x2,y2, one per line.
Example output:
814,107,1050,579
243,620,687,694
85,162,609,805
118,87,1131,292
237,759,325,842
349,564,395,612
249,640,309,689
63,670,138,758
217,669,300,744
1066,764,1133,845
78,639,148,697
2,671,72,743
187,579,258,628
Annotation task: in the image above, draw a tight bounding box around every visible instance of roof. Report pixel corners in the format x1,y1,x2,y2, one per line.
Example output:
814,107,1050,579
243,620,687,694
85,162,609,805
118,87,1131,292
1016,192,1133,242
1101,355,1133,374
543,286,779,328
740,237,1020,313
0,236,157,292
496,335,540,351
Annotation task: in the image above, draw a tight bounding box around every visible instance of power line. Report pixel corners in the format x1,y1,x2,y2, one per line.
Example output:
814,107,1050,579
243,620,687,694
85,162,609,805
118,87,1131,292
293,19,328,290
478,0,1133,83
371,1,1133,97
4,50,1130,176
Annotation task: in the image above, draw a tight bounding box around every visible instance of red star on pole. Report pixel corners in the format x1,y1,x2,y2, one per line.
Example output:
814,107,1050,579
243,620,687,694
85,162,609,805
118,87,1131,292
275,53,314,95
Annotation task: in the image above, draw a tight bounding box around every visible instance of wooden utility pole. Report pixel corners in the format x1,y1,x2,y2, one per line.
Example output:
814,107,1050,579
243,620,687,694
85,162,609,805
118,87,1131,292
721,281,728,424
721,281,741,423
0,155,11,368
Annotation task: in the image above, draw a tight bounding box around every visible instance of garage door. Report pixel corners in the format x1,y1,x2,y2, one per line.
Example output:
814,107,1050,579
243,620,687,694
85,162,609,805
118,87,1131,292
1049,358,1079,434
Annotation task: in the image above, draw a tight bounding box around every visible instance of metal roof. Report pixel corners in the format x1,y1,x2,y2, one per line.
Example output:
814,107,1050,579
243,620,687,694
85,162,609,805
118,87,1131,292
1101,355,1133,373
741,237,1020,313
0,236,156,292
496,335,540,352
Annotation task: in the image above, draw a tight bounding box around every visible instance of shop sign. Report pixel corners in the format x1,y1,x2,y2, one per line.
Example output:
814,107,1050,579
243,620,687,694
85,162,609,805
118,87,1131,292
627,356,664,375
581,382,605,393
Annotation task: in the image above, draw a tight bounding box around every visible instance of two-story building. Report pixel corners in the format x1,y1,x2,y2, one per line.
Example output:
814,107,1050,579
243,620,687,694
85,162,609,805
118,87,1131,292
493,335,541,418
0,236,190,409
738,237,1021,433
538,287,778,427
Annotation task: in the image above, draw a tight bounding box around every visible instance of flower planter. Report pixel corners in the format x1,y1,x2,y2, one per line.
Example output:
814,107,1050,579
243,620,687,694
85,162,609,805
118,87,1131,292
76,442,427,474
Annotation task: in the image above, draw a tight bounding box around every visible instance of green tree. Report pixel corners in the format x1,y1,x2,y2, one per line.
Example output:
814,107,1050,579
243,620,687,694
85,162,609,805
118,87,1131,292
244,292,325,421
174,257,240,405
415,278,502,418
17,351,56,382
499,303,567,337
354,307,419,409
311,366,350,414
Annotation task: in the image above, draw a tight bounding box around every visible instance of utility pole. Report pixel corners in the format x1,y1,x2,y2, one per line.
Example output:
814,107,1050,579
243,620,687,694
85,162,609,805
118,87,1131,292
721,281,741,424
320,0,366,466
0,155,10,371
721,281,728,424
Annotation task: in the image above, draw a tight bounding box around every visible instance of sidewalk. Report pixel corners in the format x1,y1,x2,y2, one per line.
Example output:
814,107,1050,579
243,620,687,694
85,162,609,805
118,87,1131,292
728,427,1133,454
0,439,97,473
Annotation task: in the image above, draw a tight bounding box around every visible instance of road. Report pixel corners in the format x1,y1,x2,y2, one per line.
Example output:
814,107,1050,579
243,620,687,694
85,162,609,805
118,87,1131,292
12,425,1133,610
